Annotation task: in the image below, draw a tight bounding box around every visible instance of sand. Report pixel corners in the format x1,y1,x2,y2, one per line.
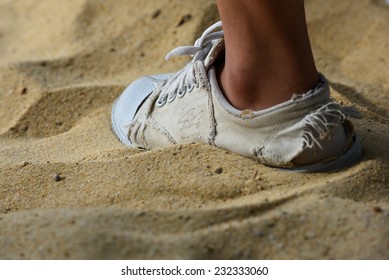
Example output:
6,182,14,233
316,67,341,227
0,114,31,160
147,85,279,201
0,0,388,259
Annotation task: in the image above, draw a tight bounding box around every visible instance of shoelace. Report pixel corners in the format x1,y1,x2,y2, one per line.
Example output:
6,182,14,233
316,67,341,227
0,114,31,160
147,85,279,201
156,21,224,107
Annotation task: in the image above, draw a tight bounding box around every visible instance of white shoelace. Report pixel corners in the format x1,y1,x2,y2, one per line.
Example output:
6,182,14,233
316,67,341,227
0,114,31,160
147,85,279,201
156,21,224,107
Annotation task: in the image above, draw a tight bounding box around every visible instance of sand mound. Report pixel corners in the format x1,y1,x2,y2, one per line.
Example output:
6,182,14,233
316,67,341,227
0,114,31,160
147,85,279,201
0,0,388,259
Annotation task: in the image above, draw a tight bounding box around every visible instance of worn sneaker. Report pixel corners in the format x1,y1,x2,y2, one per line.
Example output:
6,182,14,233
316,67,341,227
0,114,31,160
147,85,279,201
112,21,362,172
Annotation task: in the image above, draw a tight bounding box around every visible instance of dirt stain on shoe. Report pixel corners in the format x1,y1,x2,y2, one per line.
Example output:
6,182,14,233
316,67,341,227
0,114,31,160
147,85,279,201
240,110,254,118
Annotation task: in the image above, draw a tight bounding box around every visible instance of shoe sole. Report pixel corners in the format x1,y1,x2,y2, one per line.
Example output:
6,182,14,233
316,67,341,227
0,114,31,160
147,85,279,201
287,133,363,172
112,96,134,146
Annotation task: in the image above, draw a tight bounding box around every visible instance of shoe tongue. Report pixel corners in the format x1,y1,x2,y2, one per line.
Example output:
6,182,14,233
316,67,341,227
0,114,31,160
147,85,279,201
203,38,225,70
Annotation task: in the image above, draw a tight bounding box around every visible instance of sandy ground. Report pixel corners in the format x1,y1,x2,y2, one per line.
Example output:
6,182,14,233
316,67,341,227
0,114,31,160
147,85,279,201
0,0,388,259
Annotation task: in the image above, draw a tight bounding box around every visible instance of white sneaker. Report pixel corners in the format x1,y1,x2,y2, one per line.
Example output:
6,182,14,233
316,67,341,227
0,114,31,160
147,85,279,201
112,21,362,172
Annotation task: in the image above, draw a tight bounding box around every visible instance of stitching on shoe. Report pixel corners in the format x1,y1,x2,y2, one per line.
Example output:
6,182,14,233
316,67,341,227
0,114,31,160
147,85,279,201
127,121,141,146
146,115,177,145
206,81,217,145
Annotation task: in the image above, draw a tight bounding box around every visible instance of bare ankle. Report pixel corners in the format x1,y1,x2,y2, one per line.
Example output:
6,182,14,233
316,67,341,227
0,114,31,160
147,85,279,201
216,62,319,111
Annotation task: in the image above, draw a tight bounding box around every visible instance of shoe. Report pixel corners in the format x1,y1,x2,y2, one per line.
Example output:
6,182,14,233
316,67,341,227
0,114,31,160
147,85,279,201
111,21,362,172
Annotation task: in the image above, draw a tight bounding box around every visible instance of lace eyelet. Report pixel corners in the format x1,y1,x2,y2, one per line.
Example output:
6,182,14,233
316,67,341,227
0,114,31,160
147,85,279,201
167,92,176,103
156,95,167,107
187,83,196,93
177,86,187,98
